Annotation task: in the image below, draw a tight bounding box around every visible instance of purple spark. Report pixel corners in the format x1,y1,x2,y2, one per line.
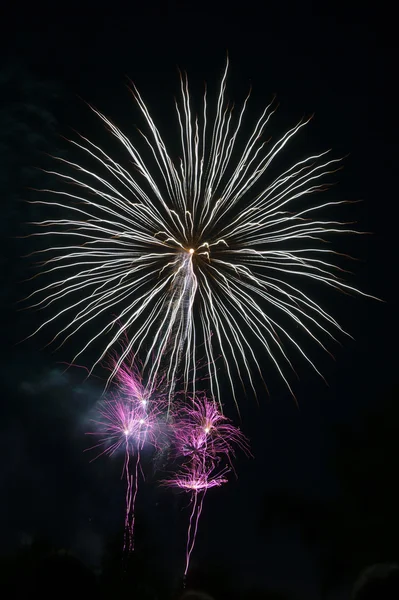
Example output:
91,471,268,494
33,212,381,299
167,461,230,492
171,393,250,463
87,354,167,552
87,353,250,570
165,394,250,577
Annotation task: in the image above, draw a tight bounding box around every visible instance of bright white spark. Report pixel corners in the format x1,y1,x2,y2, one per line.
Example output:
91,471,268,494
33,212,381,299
25,59,374,408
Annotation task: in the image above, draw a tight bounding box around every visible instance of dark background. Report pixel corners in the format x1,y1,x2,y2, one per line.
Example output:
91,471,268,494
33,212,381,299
1,1,397,598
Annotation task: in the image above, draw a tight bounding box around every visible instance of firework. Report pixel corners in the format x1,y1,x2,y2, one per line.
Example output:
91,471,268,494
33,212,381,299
167,461,230,493
168,461,230,577
87,361,166,552
165,394,249,576
171,393,250,464
24,58,373,406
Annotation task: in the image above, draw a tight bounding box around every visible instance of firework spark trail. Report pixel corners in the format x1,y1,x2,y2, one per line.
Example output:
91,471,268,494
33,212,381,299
166,394,248,576
166,461,230,578
87,358,167,552
186,489,201,579
123,445,140,553
24,58,375,407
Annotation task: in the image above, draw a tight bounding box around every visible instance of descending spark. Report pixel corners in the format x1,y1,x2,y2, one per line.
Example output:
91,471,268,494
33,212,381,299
24,58,374,407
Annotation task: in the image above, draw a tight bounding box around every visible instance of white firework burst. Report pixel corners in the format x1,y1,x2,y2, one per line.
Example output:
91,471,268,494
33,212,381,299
25,59,372,407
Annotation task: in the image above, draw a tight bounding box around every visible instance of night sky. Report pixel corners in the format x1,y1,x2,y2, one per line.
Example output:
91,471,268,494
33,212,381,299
1,2,397,599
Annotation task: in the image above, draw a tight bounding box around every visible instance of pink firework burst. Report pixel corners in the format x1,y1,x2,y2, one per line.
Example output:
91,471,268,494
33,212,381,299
165,394,250,578
87,358,167,553
172,393,250,463
167,461,230,492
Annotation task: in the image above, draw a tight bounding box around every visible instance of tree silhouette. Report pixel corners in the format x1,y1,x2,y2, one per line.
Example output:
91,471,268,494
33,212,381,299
261,384,399,596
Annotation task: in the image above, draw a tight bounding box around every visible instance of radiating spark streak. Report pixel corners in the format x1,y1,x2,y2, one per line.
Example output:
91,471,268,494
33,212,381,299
24,58,377,405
